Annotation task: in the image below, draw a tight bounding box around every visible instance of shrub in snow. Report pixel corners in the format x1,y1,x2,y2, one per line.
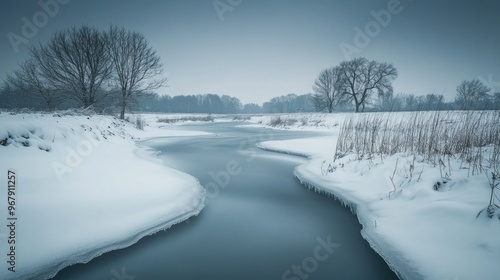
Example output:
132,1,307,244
477,171,500,219
432,179,451,191
16,108,35,114
269,116,298,127
157,115,214,123
321,160,337,175
232,115,251,121
57,107,96,117
135,115,145,130
269,116,283,126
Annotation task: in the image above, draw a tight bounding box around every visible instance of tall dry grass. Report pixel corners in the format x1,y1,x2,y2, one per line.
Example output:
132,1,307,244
335,111,500,176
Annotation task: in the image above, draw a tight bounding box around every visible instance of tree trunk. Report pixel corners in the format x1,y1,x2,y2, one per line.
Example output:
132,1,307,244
119,89,127,119
119,99,126,119
119,106,125,119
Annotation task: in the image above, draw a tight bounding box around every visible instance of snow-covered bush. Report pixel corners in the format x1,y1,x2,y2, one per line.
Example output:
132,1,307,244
135,115,145,130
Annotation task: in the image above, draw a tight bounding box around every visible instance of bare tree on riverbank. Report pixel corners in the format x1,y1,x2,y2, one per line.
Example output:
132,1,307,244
340,57,398,112
31,25,112,108
106,26,166,119
310,66,345,113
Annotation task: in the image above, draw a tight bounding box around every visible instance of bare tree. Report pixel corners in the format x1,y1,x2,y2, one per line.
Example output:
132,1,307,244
310,66,345,113
220,95,242,113
5,60,60,110
423,93,444,111
494,92,500,110
376,87,396,111
456,79,491,110
340,57,398,112
30,25,112,108
106,26,166,119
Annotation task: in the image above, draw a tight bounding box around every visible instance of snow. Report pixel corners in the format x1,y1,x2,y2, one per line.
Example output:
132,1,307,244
137,113,234,125
257,136,337,158
0,112,208,280
257,112,500,280
245,113,346,131
2,110,498,279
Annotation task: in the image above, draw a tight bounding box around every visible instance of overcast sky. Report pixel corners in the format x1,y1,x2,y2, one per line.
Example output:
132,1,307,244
1,0,499,104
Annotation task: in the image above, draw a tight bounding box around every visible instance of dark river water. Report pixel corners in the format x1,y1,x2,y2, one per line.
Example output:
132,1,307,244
52,122,398,280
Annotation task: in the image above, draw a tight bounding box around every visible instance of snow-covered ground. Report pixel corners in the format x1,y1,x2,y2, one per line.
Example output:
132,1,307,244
246,113,346,131
137,112,235,125
0,111,208,280
256,112,500,280
3,110,498,279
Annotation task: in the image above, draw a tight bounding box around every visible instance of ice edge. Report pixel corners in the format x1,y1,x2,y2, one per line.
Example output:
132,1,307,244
258,143,423,280
32,199,205,280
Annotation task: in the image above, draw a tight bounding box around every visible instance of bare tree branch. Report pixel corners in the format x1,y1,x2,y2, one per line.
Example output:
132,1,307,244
456,79,491,110
106,26,167,119
4,60,61,111
310,66,345,113
340,57,398,112
30,25,112,108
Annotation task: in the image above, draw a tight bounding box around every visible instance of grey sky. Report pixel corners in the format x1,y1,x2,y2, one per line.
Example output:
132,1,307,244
1,0,499,104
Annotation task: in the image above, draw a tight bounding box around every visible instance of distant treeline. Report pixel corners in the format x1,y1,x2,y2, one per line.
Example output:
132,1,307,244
2,88,500,114
138,91,500,113
138,93,317,114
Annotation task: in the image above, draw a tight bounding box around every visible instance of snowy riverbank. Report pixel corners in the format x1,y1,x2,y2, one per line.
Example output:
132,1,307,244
256,112,500,280
0,112,208,280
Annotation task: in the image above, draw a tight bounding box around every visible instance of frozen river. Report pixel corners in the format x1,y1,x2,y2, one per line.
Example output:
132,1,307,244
53,122,398,279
